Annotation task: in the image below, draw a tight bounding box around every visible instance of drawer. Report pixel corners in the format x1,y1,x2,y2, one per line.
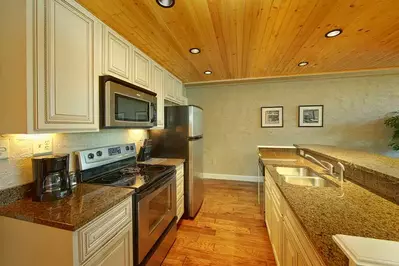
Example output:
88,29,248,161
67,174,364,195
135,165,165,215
176,182,184,201
78,197,132,263
177,196,184,221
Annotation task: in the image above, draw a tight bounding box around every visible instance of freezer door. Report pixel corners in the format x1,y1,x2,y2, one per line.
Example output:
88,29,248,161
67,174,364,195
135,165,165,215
187,137,204,217
188,106,203,138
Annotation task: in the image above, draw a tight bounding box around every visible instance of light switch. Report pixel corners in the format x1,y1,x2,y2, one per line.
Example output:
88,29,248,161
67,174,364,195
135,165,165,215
0,139,10,160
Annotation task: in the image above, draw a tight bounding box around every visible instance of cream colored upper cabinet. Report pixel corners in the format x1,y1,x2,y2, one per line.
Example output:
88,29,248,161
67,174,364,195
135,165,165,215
0,0,100,133
103,27,131,82
164,72,175,100
152,62,164,127
174,79,184,103
133,48,152,90
35,0,101,131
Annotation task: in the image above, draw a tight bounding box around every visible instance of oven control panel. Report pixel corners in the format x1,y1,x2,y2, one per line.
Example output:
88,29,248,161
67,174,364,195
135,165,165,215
76,143,137,171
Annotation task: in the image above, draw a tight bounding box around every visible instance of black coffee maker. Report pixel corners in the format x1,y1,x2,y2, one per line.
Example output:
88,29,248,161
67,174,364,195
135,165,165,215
32,154,72,202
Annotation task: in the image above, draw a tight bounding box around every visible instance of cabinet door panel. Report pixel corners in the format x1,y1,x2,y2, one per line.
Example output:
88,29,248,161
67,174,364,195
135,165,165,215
36,0,99,130
152,63,164,127
83,223,133,266
133,49,151,89
283,221,298,266
164,72,175,100
174,78,183,103
271,201,282,263
104,28,131,81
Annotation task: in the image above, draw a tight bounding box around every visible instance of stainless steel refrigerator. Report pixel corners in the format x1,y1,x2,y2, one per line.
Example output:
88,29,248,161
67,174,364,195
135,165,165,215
150,105,204,218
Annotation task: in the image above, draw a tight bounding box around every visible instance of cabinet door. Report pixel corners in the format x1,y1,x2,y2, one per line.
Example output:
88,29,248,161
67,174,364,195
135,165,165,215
35,0,100,131
174,78,183,104
133,49,151,90
103,27,131,81
152,63,164,127
164,72,175,100
283,221,298,266
83,223,133,266
271,201,282,264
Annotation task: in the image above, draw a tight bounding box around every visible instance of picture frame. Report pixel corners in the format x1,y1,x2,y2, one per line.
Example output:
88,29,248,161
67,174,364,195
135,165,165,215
298,105,324,127
261,106,284,128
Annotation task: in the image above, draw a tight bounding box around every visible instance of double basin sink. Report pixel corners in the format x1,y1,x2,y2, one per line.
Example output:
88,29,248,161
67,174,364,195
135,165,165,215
275,167,337,188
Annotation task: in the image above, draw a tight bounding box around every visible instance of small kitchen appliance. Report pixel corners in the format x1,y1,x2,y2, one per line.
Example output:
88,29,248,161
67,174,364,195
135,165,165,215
137,139,153,162
100,75,157,129
32,154,72,202
75,143,177,266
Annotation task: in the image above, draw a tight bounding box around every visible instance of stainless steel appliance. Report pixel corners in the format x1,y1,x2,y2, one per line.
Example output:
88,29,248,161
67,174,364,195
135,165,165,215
100,75,157,128
76,143,176,266
32,154,72,202
150,105,204,218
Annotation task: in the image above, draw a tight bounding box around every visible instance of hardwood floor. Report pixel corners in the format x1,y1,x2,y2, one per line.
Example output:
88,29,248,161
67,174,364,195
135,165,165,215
163,179,276,266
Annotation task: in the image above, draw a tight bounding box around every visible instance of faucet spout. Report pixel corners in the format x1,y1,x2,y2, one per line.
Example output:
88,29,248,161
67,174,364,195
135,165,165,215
304,154,330,172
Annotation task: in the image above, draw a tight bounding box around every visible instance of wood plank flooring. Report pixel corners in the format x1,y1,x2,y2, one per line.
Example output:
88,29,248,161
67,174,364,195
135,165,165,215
163,179,276,266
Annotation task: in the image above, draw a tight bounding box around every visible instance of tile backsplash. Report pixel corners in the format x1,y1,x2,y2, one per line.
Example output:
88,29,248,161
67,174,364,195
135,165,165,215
0,129,147,190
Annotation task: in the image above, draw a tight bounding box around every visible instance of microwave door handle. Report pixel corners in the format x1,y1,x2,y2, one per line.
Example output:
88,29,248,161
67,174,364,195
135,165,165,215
151,102,156,123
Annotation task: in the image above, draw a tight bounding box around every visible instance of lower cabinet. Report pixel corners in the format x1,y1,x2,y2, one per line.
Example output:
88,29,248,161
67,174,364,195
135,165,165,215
264,170,325,266
0,197,133,266
83,223,132,266
176,163,185,222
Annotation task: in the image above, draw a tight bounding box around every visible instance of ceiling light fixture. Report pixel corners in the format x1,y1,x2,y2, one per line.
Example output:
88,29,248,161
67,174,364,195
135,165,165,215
298,61,309,67
204,70,212,75
189,48,201,54
325,29,343,38
156,0,175,8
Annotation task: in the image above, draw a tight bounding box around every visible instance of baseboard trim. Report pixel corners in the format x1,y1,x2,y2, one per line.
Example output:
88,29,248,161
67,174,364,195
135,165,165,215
203,173,258,182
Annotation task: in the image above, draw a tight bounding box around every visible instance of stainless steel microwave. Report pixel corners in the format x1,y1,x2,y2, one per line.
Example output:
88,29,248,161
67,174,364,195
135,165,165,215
100,75,157,128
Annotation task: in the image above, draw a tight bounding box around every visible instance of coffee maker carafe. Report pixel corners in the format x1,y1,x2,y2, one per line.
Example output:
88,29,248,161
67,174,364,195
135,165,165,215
32,154,72,202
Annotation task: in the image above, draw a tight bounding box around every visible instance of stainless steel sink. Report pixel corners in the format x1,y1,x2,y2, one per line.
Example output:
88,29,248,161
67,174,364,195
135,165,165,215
275,167,337,187
282,176,337,187
275,167,319,177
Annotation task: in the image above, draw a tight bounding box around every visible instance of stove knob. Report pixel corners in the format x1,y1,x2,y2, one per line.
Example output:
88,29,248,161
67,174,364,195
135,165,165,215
126,146,130,151
130,145,134,151
88,153,94,159
96,151,103,157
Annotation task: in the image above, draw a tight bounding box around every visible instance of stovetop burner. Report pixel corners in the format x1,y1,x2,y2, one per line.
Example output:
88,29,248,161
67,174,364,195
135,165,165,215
141,165,168,172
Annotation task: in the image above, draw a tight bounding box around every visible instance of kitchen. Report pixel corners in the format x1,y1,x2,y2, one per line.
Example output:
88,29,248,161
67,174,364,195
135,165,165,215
0,0,399,266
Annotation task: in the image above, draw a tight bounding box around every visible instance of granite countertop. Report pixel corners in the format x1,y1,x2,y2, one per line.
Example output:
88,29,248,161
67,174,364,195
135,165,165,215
138,158,185,166
259,149,399,266
295,144,399,179
0,184,134,231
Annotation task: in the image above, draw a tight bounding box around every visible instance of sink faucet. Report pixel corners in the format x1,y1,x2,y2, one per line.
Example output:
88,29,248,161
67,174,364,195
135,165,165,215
337,162,345,183
304,154,334,175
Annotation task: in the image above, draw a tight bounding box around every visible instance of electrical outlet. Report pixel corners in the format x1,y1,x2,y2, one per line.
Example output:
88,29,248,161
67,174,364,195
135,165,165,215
33,137,53,155
0,139,10,160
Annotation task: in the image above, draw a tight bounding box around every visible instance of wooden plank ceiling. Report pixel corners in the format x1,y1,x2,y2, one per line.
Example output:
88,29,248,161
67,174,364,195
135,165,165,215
77,0,399,83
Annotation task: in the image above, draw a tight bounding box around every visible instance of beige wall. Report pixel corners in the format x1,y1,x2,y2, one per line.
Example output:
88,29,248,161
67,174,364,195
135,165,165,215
0,129,147,190
187,74,399,177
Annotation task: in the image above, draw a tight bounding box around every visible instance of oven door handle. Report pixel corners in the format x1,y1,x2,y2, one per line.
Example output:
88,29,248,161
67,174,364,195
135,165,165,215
136,171,176,201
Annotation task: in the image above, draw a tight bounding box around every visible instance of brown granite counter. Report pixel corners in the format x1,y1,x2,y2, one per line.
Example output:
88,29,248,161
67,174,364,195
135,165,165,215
295,144,399,179
138,158,185,166
0,184,134,231
259,148,399,266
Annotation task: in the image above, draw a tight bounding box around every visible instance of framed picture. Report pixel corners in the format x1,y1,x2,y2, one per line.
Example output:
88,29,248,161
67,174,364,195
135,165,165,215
298,105,324,127
261,106,284,128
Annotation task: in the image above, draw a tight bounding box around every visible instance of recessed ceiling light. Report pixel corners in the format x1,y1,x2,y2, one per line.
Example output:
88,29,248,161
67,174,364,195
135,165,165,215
298,61,309,67
156,0,175,8
189,48,201,54
204,70,212,75
325,29,343,38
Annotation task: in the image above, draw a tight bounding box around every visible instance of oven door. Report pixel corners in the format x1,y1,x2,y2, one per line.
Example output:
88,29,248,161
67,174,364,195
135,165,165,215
104,77,156,128
137,172,176,264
